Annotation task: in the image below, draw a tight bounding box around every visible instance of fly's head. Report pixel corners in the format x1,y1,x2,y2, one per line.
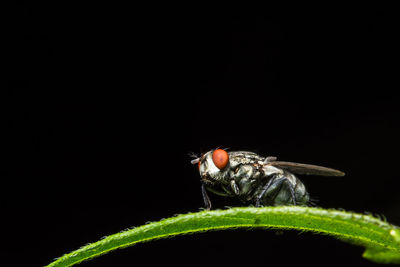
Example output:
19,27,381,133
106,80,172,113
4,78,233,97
191,149,231,185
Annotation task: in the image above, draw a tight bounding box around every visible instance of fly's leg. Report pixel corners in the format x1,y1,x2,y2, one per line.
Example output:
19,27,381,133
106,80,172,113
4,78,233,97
201,184,212,210
255,178,273,207
286,180,297,205
230,179,240,195
255,176,286,207
255,176,298,206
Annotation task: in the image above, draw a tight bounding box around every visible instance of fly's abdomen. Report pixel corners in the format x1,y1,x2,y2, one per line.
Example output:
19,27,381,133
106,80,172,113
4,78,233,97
256,172,310,206
274,180,309,206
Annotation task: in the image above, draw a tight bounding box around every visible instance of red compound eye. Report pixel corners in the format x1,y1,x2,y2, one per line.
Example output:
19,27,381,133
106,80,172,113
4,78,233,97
212,149,229,169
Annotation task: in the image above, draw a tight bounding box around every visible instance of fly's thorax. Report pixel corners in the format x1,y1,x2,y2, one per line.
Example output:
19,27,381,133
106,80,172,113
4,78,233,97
262,165,284,176
228,151,264,167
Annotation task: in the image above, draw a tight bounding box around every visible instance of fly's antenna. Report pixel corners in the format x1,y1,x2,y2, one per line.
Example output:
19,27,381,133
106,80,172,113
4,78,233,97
190,158,200,165
188,152,200,165
188,152,199,158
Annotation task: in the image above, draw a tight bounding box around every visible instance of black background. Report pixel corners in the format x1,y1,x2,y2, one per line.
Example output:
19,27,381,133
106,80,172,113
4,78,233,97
5,5,400,266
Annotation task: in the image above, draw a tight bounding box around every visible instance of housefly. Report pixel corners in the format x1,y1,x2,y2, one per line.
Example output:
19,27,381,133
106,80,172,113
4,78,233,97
191,149,344,210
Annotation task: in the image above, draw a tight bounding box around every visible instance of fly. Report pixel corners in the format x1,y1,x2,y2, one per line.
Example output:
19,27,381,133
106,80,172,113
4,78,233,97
190,149,345,210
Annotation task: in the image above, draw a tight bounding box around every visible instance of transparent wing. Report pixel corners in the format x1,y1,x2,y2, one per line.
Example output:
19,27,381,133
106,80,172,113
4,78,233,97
268,161,345,176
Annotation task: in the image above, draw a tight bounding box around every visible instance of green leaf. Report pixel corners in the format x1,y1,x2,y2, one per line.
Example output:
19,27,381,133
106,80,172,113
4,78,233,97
46,207,400,266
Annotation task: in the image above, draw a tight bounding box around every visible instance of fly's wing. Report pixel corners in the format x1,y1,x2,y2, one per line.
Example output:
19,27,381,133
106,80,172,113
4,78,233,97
268,161,345,176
